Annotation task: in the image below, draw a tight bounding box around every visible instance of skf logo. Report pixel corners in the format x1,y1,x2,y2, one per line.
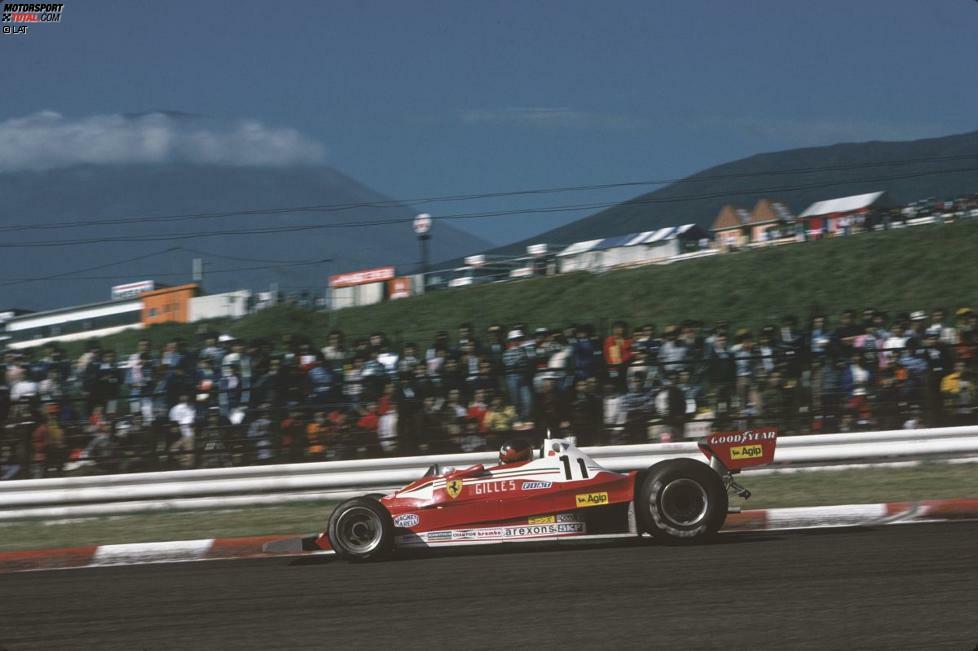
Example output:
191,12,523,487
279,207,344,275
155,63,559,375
575,492,609,508
730,445,764,460
445,478,463,499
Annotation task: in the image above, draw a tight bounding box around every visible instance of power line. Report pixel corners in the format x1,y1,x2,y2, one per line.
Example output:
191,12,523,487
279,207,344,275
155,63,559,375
176,247,321,265
0,247,180,288
0,255,333,285
0,153,975,234
0,163,975,249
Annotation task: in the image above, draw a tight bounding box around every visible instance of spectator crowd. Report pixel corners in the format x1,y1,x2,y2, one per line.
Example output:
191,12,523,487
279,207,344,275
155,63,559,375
2,306,977,479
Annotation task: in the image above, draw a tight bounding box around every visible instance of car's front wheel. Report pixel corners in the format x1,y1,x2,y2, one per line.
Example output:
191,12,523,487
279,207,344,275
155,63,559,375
327,497,394,561
637,458,728,543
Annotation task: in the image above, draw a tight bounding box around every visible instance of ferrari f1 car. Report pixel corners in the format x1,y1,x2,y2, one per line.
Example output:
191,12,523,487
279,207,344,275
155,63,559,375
269,430,777,561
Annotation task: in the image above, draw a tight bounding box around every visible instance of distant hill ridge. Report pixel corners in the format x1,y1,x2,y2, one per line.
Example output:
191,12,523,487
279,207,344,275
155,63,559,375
484,129,978,256
0,163,489,310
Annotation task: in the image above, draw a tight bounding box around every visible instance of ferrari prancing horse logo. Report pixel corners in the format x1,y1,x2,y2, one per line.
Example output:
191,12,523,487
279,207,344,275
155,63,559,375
446,478,464,499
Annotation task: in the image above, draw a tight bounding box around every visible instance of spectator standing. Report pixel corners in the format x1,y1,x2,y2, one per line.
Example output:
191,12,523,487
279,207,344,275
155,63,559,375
654,373,688,441
620,377,652,443
485,324,506,374
842,353,872,418
603,321,633,390
833,309,862,355
198,410,230,468
343,357,365,408
571,323,600,381
218,363,244,421
941,361,975,425
321,330,349,365
377,385,398,454
908,311,928,347
303,411,329,461
927,308,958,346
921,332,951,425
398,343,421,376
705,331,737,414
199,334,225,368
568,378,602,445
247,407,275,464
731,330,760,413
502,330,533,421
657,325,687,376
533,376,567,437
459,417,486,452
777,315,804,379
127,353,154,421
168,394,196,468
483,395,516,442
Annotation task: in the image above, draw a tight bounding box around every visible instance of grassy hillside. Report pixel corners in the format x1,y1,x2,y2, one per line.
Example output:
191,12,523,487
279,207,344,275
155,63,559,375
75,219,978,354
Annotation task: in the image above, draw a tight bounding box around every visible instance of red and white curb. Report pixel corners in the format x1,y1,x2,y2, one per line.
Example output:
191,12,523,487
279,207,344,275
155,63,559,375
724,498,978,531
2,498,976,574
0,535,289,574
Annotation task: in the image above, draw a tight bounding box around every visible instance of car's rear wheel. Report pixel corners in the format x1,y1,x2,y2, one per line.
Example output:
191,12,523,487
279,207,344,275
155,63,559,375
637,458,727,543
327,497,394,561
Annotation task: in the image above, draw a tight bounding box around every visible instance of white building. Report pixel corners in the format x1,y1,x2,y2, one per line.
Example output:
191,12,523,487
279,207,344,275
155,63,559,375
189,290,252,322
3,298,143,350
556,225,711,273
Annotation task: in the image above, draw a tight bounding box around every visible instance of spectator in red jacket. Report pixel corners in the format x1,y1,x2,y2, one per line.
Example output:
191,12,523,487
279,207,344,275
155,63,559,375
355,401,381,458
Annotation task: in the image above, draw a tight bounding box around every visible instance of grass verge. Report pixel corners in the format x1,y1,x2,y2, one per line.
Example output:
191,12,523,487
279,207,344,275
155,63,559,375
1,463,975,552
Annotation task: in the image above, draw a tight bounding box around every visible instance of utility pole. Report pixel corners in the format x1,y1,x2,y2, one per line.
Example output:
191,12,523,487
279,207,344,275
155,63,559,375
192,257,203,283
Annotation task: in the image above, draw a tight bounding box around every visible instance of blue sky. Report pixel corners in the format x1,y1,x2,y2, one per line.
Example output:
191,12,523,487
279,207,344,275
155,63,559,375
3,0,977,244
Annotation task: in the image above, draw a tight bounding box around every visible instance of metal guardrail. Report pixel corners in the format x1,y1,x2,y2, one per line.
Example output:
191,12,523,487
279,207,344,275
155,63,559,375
0,426,976,521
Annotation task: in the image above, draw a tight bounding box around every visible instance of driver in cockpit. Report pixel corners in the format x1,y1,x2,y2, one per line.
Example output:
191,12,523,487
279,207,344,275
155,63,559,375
498,439,533,465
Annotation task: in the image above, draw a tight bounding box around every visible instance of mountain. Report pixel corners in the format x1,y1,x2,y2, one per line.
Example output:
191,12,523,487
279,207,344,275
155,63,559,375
0,164,489,310
484,129,978,255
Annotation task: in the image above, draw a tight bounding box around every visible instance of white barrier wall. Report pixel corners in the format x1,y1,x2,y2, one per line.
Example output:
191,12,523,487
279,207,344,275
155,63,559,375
0,427,975,520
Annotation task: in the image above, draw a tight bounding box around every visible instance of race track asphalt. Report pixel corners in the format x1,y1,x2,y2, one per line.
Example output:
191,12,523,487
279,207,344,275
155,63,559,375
1,522,976,650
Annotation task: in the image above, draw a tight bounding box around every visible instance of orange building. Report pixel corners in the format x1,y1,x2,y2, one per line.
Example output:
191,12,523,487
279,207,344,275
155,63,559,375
141,283,200,325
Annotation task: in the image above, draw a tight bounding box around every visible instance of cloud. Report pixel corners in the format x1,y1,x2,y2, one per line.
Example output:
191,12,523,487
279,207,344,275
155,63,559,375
0,111,326,172
459,107,647,130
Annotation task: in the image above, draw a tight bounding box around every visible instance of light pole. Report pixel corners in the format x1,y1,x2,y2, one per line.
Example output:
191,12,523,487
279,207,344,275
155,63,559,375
413,213,432,290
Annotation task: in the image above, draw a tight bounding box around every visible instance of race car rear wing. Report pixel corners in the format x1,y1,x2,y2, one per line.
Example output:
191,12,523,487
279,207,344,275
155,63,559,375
698,429,778,473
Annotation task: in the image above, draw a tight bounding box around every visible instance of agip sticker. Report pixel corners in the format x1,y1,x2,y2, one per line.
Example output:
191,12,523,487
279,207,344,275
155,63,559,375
730,445,764,460
575,492,609,508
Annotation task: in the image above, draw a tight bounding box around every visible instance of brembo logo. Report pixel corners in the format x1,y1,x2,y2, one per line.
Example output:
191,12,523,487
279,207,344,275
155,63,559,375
710,430,776,445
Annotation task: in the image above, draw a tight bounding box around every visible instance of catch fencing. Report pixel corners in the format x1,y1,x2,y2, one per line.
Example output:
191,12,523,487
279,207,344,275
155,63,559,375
0,426,976,521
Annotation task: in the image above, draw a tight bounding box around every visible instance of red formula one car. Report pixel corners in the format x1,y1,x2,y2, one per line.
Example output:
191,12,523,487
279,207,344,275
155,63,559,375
271,431,777,561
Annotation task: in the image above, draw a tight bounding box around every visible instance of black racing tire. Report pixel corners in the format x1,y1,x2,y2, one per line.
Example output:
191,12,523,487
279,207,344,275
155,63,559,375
636,458,727,543
327,496,394,562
